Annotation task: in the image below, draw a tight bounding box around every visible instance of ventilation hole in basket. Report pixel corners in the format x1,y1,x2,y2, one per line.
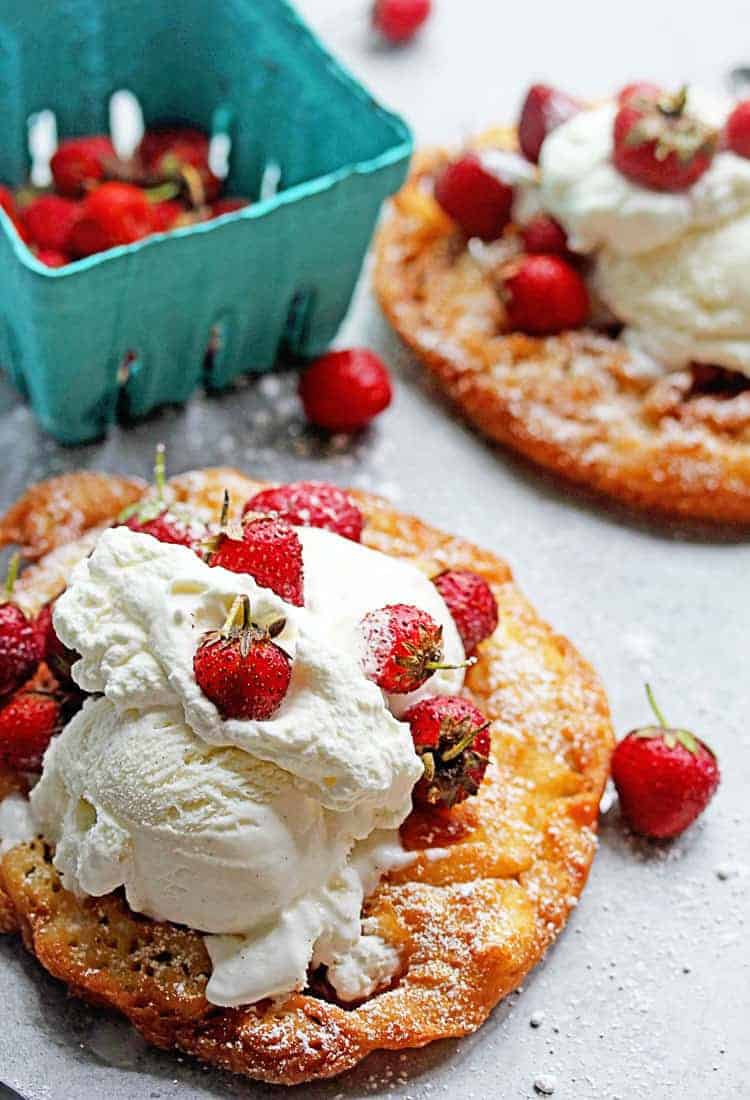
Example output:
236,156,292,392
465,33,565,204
27,109,57,188
115,350,142,422
280,290,315,360
203,319,231,386
109,90,144,161
259,160,282,201
208,104,234,181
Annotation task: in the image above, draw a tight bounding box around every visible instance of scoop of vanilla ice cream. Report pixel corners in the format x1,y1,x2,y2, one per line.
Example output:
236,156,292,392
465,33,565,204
38,522,465,1006
596,212,750,377
540,89,750,256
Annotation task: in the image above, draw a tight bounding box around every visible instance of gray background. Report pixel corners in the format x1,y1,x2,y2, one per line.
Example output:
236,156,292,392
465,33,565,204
1,2,748,1097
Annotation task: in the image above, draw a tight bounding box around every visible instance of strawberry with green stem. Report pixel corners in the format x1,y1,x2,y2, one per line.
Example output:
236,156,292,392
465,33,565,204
119,444,204,548
0,553,41,698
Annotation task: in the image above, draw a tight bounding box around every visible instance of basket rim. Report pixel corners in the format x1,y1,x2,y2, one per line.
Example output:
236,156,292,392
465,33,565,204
0,0,413,278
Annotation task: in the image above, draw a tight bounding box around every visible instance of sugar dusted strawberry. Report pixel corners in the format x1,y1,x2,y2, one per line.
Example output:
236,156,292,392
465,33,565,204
434,153,514,241
373,0,431,43
502,254,589,334
243,481,363,543
299,349,392,434
50,135,115,197
432,570,498,653
68,182,153,256
0,683,61,771
210,515,304,607
405,695,490,808
22,195,81,253
120,444,204,548
521,213,570,256
617,81,662,106
725,99,750,159
519,84,580,164
194,594,291,721
0,554,41,699
611,685,720,839
613,86,716,192
359,603,470,695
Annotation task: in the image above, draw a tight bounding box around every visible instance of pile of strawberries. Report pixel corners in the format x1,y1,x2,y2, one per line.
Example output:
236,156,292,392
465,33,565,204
433,79,750,338
0,125,249,268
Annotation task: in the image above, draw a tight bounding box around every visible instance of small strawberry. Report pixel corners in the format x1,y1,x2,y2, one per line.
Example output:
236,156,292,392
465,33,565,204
502,254,589,334
68,181,153,257
149,198,184,232
359,603,471,695
193,594,291,721
35,248,70,268
21,195,81,253
138,126,220,204
432,570,498,653
725,99,750,159
243,481,363,543
34,601,77,684
611,685,720,839
0,184,32,243
210,196,250,218
120,444,204,548
299,349,392,434
404,695,490,808
373,0,431,43
518,84,580,164
50,135,115,197
520,213,570,256
613,86,716,192
210,515,304,607
0,554,41,699
617,81,662,106
0,683,61,770
434,153,514,241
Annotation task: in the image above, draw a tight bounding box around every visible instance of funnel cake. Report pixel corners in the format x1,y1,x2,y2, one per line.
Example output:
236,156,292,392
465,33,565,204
0,467,612,1084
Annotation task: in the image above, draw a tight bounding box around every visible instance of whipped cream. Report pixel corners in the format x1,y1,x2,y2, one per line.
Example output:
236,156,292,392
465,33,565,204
538,88,750,375
0,792,36,854
34,525,464,1006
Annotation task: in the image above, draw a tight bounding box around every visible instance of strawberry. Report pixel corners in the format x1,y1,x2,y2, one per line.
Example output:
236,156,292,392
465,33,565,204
520,213,570,256
243,481,363,543
611,685,720,839
0,554,41,698
725,99,750,159
359,603,470,695
613,86,716,192
373,0,431,43
138,126,220,203
210,516,304,606
299,349,392,433
68,182,153,257
149,199,184,232
434,153,514,241
502,254,589,334
0,184,32,243
617,81,662,106
210,197,250,218
518,84,580,164
432,570,498,653
35,248,70,268
193,594,291,720
50,135,115,197
404,695,490,808
22,195,81,253
34,601,77,684
120,444,204,548
0,683,61,770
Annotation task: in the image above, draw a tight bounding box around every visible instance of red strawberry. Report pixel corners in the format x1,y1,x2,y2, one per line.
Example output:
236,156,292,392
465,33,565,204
617,81,662,106
613,86,716,192
210,516,304,607
34,602,77,684
502,254,589,334
359,603,469,695
725,99,750,159
611,685,720,839
68,182,153,257
404,695,490,808
519,84,580,164
210,197,250,218
139,126,220,203
299,349,392,433
432,570,498,653
22,195,81,252
150,199,184,232
0,184,32,243
193,595,291,720
120,445,204,548
434,153,514,241
243,481,363,543
0,684,61,770
373,0,431,43
50,135,115,197
35,248,70,268
520,213,570,256
0,555,41,698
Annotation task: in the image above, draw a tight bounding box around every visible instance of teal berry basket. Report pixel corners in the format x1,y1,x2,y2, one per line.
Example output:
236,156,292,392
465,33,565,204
0,0,412,444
